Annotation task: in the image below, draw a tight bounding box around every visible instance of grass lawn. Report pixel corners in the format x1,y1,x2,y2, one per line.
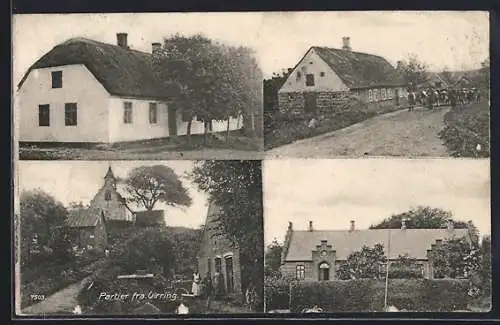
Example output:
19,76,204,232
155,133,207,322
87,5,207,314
19,131,263,160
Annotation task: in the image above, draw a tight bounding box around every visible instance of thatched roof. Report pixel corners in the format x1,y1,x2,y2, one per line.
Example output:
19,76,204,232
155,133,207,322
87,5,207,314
65,208,102,228
17,37,178,100
284,228,469,261
312,46,405,89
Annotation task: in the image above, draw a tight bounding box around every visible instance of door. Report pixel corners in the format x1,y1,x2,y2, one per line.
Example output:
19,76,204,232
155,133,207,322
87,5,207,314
319,262,330,281
168,106,177,136
225,256,234,293
304,92,318,116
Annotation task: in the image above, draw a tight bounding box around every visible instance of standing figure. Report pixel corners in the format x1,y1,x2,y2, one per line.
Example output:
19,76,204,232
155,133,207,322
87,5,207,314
203,272,213,310
192,270,201,297
476,89,481,103
408,91,416,111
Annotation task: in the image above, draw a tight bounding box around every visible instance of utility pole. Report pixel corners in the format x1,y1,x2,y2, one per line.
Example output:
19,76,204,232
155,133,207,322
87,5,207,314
384,229,392,311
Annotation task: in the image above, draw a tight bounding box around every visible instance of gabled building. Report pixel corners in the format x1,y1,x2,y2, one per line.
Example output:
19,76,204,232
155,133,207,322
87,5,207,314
63,208,108,252
17,33,244,144
278,37,407,117
280,219,471,281
197,201,242,296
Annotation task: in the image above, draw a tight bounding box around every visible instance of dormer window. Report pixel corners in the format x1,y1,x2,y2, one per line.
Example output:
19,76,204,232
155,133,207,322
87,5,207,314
51,71,62,88
306,74,315,86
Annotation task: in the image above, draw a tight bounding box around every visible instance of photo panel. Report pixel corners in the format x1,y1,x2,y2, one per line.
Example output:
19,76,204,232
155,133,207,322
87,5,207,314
263,158,491,313
13,13,264,161
263,11,490,158
14,160,264,316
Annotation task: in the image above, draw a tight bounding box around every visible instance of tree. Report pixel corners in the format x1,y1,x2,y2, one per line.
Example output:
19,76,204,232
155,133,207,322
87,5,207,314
429,237,472,279
475,58,490,91
265,240,283,277
395,54,429,88
190,160,263,310
123,165,192,211
263,68,293,136
20,189,68,265
389,254,422,279
168,228,202,276
337,244,387,280
369,206,469,229
155,35,262,145
440,66,453,86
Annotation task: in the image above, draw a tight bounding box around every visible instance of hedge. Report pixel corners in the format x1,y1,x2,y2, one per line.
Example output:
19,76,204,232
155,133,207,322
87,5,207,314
265,278,470,312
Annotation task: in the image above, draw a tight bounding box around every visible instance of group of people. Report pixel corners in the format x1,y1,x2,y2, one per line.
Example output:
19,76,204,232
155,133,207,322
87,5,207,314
191,269,226,309
407,87,481,111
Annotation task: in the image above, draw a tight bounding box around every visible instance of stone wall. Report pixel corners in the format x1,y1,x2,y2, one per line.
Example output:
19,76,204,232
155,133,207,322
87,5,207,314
278,92,304,117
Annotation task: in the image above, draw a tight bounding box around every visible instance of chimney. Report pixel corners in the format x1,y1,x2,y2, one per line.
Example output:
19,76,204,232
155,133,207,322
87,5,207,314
152,42,162,55
117,33,129,49
288,222,293,230
446,219,454,232
350,220,355,231
342,36,351,51
309,221,313,232
401,218,407,230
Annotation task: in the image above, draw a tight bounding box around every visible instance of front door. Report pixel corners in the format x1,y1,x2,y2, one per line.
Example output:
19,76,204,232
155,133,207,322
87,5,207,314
225,256,234,294
304,92,318,116
168,106,177,136
319,262,330,281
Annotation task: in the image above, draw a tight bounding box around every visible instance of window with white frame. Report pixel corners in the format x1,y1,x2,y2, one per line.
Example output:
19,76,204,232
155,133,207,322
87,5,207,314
149,102,158,124
388,88,393,99
296,265,305,280
381,88,387,100
123,102,133,124
374,89,379,102
368,90,373,102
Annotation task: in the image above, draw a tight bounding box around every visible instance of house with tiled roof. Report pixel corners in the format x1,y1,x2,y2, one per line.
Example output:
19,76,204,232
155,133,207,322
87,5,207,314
63,208,108,252
17,33,244,144
280,219,471,281
278,37,408,117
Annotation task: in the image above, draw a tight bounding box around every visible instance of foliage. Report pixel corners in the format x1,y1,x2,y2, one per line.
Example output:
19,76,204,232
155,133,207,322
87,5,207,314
429,237,472,279
265,278,470,312
20,189,69,266
336,244,387,280
111,228,176,277
156,34,262,143
369,206,470,229
389,254,423,279
263,68,293,136
264,240,283,277
169,228,202,276
395,54,430,88
123,165,192,211
439,101,490,158
190,160,264,311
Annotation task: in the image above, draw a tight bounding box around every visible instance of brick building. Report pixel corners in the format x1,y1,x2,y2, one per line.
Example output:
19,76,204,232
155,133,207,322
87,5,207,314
278,37,408,118
280,219,471,281
197,201,242,296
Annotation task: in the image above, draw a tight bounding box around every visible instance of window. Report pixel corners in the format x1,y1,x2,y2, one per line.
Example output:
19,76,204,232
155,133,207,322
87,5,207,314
381,88,387,100
207,258,212,273
123,102,133,124
38,104,50,126
296,265,305,280
149,103,158,124
388,88,393,99
64,103,77,126
215,258,222,273
368,90,373,102
51,71,62,88
89,235,95,239
305,74,315,86
104,190,111,201
320,72,325,77
373,89,379,102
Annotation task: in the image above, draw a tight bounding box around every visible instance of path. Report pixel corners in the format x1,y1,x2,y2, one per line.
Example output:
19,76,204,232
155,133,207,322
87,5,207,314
21,276,93,315
266,106,450,158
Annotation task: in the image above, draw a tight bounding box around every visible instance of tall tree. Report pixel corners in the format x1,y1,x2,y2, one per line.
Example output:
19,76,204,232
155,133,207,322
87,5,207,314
265,240,283,277
190,160,263,311
123,165,192,211
337,244,387,280
263,68,293,135
395,54,429,88
429,237,472,279
20,189,68,265
369,206,470,229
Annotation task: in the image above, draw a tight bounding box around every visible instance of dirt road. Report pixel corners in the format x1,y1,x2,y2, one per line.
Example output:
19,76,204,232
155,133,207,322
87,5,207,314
266,107,450,158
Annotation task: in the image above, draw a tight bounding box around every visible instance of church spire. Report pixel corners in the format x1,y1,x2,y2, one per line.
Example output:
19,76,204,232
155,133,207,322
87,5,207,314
104,165,116,189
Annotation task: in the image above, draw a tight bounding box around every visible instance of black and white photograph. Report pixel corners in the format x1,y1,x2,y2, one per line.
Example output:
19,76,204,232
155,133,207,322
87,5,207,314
263,11,490,158
263,159,491,313
13,13,264,160
14,160,264,315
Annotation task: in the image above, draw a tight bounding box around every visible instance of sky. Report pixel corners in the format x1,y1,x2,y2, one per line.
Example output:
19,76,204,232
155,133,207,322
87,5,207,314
12,11,489,85
15,161,210,229
263,159,491,245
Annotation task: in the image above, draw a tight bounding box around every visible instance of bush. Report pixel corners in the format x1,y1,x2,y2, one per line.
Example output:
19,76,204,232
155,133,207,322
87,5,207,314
439,101,490,157
265,278,470,312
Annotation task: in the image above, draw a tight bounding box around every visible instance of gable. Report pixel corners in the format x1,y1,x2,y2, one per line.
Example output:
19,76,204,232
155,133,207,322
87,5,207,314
197,202,237,257
285,228,469,261
279,48,349,93
17,38,178,100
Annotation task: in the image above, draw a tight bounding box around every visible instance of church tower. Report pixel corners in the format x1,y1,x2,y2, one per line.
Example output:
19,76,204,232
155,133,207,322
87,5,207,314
104,165,117,190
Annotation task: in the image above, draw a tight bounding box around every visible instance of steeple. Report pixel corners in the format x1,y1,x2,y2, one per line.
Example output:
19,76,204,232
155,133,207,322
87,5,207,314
104,165,116,189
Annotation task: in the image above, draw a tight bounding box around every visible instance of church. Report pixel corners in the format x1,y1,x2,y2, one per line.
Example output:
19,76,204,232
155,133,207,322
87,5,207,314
62,166,165,252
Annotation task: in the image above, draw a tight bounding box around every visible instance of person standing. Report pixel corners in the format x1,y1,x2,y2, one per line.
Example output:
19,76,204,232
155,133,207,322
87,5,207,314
203,272,213,310
192,270,201,297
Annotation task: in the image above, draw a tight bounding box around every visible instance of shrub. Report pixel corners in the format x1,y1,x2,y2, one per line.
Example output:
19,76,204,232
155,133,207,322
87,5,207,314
265,279,471,312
